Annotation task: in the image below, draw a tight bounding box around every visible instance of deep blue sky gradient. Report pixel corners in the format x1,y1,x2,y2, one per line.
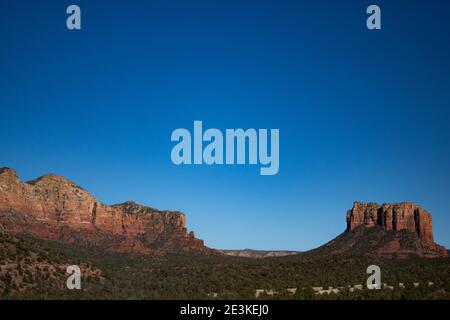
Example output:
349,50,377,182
1,0,450,250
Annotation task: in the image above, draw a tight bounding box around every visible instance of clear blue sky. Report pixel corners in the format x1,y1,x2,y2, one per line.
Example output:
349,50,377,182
1,0,450,250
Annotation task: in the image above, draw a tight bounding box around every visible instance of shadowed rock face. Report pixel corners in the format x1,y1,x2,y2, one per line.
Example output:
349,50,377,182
0,167,207,254
346,202,447,257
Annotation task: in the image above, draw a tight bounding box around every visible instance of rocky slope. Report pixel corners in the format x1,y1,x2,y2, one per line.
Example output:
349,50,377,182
0,232,103,296
0,167,207,254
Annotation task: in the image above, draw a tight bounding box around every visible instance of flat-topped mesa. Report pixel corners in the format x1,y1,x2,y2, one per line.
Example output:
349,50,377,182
346,201,447,256
346,202,432,241
0,167,206,254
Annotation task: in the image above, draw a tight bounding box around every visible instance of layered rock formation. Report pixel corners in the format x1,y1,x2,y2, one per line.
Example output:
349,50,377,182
346,202,447,257
0,167,207,254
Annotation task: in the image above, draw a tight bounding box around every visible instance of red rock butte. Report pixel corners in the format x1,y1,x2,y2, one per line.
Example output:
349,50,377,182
346,201,447,257
0,167,207,254
0,167,447,258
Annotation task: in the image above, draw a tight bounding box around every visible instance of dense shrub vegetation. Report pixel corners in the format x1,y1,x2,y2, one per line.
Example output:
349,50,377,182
1,233,449,300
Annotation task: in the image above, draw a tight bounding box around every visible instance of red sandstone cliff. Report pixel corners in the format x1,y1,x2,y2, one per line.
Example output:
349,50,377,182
0,167,207,254
346,202,447,257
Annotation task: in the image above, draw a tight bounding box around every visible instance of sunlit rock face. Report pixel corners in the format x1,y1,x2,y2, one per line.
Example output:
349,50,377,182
346,201,447,257
0,167,207,254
